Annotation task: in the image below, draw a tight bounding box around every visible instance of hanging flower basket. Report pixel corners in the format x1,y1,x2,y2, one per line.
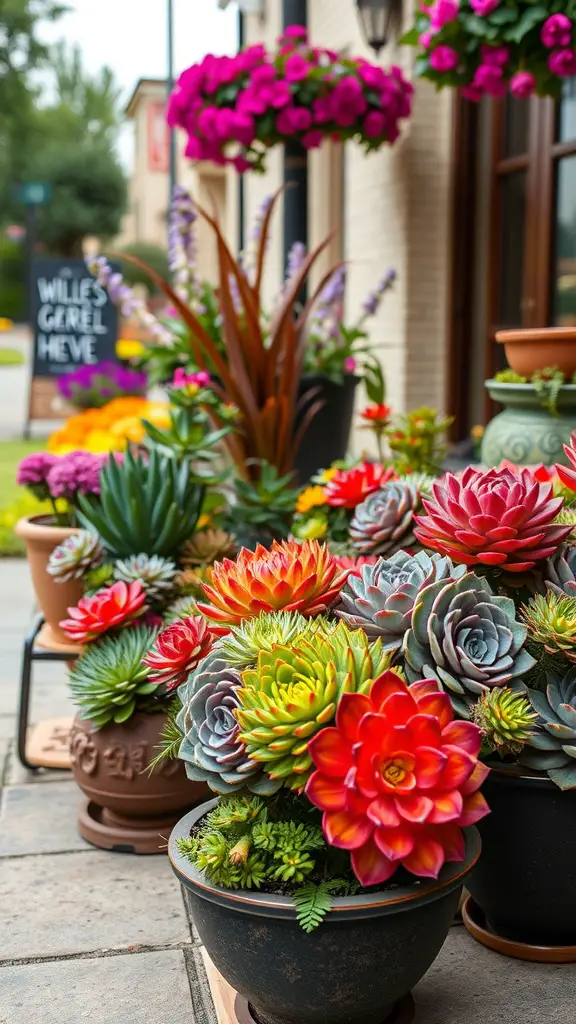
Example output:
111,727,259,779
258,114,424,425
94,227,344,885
403,0,576,100
168,25,413,173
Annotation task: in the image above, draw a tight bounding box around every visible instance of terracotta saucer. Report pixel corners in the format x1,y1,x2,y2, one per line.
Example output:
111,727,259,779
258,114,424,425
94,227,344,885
233,993,415,1024
78,801,171,855
462,895,576,963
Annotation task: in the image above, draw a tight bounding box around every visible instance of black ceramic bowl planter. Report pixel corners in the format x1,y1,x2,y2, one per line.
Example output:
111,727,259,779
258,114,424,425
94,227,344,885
463,765,576,961
170,802,481,1024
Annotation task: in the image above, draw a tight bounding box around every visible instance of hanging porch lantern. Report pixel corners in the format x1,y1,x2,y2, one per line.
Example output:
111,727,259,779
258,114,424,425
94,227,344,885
355,0,403,55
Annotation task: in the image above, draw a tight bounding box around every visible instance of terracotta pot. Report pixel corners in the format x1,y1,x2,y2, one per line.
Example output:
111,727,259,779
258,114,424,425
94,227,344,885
15,515,83,647
69,711,208,854
496,327,576,378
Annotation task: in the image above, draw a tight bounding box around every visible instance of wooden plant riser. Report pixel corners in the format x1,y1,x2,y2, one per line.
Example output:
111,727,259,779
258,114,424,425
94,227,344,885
26,716,73,770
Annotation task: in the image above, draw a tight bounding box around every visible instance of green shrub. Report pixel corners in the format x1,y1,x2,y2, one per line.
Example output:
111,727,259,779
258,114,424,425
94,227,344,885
0,237,25,321
0,493,54,557
113,243,170,297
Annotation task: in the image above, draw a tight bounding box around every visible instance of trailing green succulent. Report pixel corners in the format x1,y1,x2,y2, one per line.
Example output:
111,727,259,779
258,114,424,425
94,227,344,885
77,449,205,558
521,669,576,789
225,460,299,544
113,553,178,605
217,611,316,669
68,625,161,728
236,621,394,789
176,795,357,931
494,366,576,416
473,688,538,757
521,591,576,665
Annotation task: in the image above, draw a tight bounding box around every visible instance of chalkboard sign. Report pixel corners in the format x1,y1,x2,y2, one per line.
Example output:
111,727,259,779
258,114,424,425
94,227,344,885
31,258,118,378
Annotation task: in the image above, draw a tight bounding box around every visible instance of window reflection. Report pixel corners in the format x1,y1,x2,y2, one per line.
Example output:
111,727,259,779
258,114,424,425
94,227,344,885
502,94,529,157
553,155,576,325
558,77,576,143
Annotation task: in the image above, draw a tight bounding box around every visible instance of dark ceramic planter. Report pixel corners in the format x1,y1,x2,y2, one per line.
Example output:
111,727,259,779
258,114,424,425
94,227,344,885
294,375,359,485
169,801,481,1024
466,766,576,947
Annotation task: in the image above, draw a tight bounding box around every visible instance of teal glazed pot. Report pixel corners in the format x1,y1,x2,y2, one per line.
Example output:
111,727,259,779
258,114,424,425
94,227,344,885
481,381,576,468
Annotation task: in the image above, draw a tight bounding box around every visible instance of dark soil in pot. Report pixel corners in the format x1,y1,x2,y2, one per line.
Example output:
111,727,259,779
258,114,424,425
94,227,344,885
169,801,481,1024
466,765,576,947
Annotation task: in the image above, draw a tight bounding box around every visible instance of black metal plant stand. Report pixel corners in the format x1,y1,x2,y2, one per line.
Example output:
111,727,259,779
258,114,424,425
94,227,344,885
17,614,80,771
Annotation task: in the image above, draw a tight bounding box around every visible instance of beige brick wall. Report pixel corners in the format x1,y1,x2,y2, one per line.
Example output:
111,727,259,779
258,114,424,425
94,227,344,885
243,2,454,453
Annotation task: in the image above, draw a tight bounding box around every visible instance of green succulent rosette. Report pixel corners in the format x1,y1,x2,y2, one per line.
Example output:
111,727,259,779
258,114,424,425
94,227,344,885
521,669,576,790
404,572,535,719
235,621,394,790
217,611,327,669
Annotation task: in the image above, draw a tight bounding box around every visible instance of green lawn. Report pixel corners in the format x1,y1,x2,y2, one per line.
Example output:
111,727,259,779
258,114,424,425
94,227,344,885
0,439,48,555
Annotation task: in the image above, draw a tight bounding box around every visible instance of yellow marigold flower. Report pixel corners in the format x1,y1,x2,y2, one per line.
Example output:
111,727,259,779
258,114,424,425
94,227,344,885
471,425,484,441
319,467,338,483
0,317,14,332
84,429,125,453
110,416,146,443
116,338,145,359
143,402,171,429
296,485,327,514
197,514,212,530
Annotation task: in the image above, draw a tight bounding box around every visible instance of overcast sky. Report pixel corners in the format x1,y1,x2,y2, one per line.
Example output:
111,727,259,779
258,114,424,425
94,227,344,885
38,0,239,165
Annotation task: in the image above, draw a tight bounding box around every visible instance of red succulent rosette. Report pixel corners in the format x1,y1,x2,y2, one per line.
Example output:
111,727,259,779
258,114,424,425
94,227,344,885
414,466,572,572
324,462,395,509
335,554,380,578
143,616,216,691
60,581,146,643
306,672,489,886
197,539,348,627
555,433,576,492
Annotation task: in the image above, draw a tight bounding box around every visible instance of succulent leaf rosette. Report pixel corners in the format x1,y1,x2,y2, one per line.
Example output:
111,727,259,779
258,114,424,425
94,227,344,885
545,543,576,597
337,550,467,648
521,669,576,789
60,581,147,643
168,26,413,174
556,431,576,492
404,572,535,718
144,616,216,691
306,671,489,885
414,466,572,573
405,0,576,101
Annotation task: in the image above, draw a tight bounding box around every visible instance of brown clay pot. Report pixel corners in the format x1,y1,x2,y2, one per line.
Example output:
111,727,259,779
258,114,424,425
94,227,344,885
15,515,83,647
69,711,208,854
496,326,576,378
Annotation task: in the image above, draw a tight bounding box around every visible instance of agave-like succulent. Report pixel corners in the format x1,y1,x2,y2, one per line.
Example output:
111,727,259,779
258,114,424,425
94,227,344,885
180,529,237,568
197,540,348,628
349,480,419,556
521,669,576,789
555,432,576,493
47,530,103,582
177,652,276,795
217,610,314,669
544,544,576,597
521,591,576,664
68,625,160,728
113,554,178,604
473,687,538,757
236,621,394,790
336,549,467,648
404,572,535,718
414,466,572,572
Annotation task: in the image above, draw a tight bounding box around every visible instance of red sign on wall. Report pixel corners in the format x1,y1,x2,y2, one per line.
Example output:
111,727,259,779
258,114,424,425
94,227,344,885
147,101,170,173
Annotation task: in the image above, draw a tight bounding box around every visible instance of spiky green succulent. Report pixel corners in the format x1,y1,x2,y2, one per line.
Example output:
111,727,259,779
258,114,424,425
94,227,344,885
47,530,103,582
473,687,538,757
521,669,576,789
77,448,204,558
164,595,198,624
68,625,160,729
217,611,317,669
114,553,178,604
236,621,395,790
177,652,277,795
336,549,467,648
227,461,300,540
544,544,576,597
404,572,535,719
521,591,576,664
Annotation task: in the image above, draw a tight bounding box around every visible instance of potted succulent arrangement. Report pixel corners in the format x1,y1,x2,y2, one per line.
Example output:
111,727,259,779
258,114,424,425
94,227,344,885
167,25,413,173
57,360,148,411
164,537,487,1024
56,440,237,851
481,366,576,468
403,0,576,101
15,450,107,647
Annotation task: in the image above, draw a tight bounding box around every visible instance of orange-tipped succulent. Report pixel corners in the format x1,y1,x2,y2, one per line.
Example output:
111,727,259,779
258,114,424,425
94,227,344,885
197,539,348,627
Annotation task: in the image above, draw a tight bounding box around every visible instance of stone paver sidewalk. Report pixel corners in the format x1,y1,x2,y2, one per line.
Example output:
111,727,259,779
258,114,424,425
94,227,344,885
1,557,575,1024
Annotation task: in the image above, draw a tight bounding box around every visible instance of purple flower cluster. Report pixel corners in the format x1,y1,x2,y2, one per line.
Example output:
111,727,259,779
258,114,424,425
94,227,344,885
86,256,173,345
169,187,198,301
361,269,397,318
57,362,148,409
415,2,576,101
46,451,105,501
167,26,413,173
17,453,58,489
